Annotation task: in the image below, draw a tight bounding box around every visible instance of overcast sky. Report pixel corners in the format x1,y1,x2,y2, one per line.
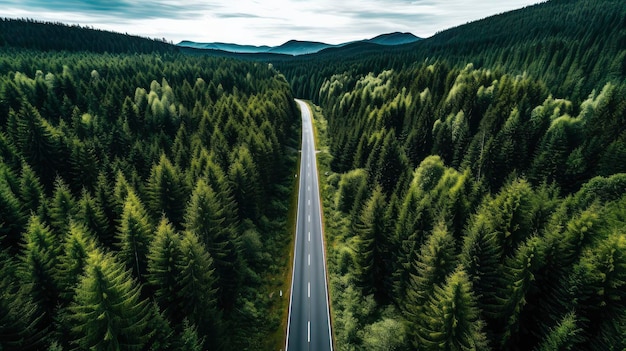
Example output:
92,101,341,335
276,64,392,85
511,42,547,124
1,0,543,46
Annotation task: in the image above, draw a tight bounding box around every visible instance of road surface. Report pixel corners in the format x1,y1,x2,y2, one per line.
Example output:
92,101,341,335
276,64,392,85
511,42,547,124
285,99,333,351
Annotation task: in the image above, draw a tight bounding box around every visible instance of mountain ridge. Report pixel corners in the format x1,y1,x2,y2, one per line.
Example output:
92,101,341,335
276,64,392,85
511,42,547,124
177,32,420,56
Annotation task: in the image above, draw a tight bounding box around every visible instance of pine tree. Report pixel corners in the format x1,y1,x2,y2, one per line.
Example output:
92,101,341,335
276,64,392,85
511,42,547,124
116,191,153,280
185,178,241,309
567,233,626,351
177,230,222,347
16,103,60,187
0,171,27,250
48,177,76,236
19,162,45,213
228,145,261,221
354,185,390,301
68,250,153,351
147,217,184,322
57,220,97,303
417,267,489,351
146,154,188,228
406,221,457,347
19,215,61,320
76,190,111,247
459,215,502,324
497,236,544,349
0,249,48,350
536,312,581,351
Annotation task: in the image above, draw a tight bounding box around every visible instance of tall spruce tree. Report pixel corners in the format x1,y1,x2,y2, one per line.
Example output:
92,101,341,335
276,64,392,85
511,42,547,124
416,267,489,351
68,250,153,351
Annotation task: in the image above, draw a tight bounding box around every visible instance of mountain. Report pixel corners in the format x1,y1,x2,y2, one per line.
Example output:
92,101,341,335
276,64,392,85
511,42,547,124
177,40,271,54
365,32,420,45
176,32,421,56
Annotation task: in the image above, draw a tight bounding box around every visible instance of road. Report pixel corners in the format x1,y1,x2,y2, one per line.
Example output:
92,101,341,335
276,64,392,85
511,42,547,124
285,99,333,351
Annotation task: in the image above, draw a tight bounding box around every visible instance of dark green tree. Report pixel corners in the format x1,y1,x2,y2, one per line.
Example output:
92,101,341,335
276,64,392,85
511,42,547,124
416,267,489,351
19,215,60,320
146,154,188,228
184,178,241,310
116,191,153,280
68,250,153,351
354,185,390,301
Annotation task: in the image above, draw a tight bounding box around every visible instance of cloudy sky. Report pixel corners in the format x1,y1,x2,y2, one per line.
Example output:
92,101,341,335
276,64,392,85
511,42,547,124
1,0,542,46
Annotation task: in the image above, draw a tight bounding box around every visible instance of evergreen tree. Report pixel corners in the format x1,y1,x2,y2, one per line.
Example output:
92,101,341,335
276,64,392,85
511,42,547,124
228,145,261,221
147,217,184,322
416,267,489,351
116,191,153,280
406,221,457,347
57,220,97,303
19,162,45,213
536,312,581,351
177,230,222,348
354,185,390,301
146,154,188,228
76,190,111,247
0,249,48,350
48,177,76,236
68,250,153,351
184,178,241,310
0,170,27,250
19,215,60,320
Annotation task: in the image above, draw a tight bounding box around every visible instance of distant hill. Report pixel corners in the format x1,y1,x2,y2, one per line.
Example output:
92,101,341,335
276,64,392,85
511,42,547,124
177,32,421,56
0,18,176,53
366,32,420,45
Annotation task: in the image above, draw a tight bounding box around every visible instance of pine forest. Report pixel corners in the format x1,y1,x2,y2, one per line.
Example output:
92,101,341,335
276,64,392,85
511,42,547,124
1,0,626,350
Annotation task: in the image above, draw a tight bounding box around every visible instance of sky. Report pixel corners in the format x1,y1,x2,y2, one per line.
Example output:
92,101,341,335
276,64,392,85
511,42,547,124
1,0,543,46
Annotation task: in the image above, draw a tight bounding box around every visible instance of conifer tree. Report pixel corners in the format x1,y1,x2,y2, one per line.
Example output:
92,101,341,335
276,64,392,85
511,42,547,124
19,215,60,319
0,171,27,249
459,215,502,322
497,236,544,349
19,162,45,213
146,154,188,228
567,233,626,350
228,145,261,221
536,312,581,351
16,102,61,189
0,249,49,350
185,178,241,309
177,230,222,347
354,185,390,301
68,250,153,351
147,217,184,322
116,191,153,280
48,177,76,236
417,268,489,351
76,190,111,247
56,220,97,303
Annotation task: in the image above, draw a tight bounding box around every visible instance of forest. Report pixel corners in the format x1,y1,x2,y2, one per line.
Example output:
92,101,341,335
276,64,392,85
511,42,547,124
287,0,626,349
1,0,626,349
0,41,299,349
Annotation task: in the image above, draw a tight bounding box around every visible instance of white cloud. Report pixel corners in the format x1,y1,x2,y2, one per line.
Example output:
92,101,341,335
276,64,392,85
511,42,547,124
0,0,543,45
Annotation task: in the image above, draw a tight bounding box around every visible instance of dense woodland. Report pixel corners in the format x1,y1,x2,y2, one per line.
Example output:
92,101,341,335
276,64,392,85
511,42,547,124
297,0,626,350
0,45,299,350
2,0,626,350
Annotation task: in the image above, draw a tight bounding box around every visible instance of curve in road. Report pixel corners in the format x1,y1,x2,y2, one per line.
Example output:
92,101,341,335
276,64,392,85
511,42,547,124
285,99,333,351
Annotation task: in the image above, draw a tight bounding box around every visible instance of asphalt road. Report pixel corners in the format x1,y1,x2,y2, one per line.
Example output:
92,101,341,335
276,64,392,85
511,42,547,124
285,99,333,351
